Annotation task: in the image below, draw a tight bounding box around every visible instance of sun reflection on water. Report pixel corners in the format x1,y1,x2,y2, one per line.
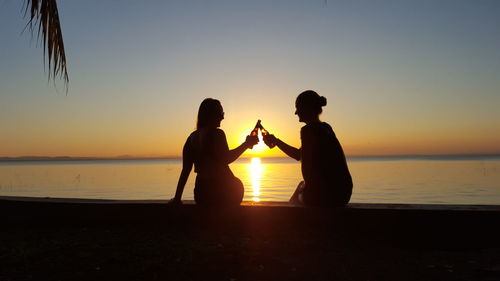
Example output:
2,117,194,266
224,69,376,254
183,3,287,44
249,157,264,202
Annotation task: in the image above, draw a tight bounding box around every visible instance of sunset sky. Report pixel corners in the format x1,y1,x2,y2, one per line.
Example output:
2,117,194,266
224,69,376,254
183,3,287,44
1,0,500,158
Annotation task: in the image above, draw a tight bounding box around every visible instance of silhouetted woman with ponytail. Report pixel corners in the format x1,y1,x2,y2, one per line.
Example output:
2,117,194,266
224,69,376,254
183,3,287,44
264,90,353,206
171,98,259,206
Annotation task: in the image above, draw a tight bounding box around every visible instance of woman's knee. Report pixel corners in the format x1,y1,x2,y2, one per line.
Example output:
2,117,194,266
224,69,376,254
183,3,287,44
231,177,244,204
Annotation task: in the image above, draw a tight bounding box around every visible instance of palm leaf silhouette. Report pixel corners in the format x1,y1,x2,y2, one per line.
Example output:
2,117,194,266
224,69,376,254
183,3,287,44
24,0,68,89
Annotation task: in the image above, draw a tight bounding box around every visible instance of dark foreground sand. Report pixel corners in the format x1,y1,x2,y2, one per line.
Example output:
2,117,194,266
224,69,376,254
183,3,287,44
1,198,500,281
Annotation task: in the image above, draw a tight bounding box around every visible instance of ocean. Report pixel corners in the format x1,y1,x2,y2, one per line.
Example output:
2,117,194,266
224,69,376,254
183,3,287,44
1,156,500,204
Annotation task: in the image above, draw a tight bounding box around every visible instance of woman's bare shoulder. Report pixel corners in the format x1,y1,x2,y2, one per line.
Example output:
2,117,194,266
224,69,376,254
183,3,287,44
203,128,225,137
215,128,225,135
187,130,200,142
300,124,314,135
190,128,226,140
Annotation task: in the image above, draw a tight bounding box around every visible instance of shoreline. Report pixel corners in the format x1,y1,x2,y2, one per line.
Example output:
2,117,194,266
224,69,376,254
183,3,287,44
2,195,500,210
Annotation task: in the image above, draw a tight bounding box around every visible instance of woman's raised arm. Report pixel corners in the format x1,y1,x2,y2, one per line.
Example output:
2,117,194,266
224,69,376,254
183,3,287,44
264,134,301,161
213,130,258,164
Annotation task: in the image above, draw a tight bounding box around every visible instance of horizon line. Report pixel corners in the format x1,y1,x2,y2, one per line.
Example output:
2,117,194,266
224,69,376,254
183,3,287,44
1,153,500,162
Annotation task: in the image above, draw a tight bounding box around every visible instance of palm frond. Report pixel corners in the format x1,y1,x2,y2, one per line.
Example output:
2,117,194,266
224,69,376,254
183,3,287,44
24,0,69,90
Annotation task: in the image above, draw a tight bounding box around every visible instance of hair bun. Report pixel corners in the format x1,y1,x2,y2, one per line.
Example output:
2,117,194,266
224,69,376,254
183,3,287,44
319,96,327,107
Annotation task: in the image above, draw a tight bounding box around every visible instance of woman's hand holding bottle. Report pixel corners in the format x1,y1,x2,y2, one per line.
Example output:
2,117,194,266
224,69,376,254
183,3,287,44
246,120,261,149
263,134,277,148
243,119,277,149
259,121,277,148
245,134,259,148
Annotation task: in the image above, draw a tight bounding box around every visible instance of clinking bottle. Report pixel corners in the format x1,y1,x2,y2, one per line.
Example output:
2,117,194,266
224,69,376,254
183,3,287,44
259,122,276,148
250,120,261,137
248,120,261,149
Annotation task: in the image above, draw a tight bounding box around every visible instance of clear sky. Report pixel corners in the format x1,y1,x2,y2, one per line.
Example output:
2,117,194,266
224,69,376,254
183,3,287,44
1,0,500,158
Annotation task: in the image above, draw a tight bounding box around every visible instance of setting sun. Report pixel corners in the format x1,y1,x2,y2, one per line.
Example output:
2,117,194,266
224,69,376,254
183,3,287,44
238,129,274,157
252,135,266,153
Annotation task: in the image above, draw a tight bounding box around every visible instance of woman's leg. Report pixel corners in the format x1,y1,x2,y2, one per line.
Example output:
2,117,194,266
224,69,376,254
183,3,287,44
230,177,244,205
194,175,207,205
331,188,352,207
289,181,305,203
224,176,244,206
194,176,218,205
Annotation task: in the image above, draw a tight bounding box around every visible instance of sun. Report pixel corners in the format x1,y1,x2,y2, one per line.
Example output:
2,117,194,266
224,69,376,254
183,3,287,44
234,126,272,157
244,132,272,156
252,134,266,153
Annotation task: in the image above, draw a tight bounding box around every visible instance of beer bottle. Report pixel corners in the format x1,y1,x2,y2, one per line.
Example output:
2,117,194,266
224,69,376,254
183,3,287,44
251,120,261,137
248,120,261,149
259,122,276,148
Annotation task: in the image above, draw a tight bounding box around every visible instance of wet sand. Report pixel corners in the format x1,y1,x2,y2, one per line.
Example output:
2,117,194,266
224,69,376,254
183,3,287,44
1,197,500,281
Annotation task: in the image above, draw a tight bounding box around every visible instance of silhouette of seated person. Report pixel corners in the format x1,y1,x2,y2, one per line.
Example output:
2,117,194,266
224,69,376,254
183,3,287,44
171,98,259,206
264,90,353,207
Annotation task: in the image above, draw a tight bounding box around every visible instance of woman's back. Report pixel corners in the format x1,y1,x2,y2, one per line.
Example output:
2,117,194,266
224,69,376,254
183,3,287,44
188,128,231,177
300,122,352,204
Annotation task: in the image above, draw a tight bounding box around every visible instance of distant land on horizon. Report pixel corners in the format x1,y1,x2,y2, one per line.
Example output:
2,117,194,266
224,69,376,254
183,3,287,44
0,156,177,162
1,154,500,162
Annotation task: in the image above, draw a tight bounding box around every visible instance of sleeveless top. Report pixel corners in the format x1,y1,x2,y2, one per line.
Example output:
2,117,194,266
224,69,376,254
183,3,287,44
186,128,232,179
300,122,353,199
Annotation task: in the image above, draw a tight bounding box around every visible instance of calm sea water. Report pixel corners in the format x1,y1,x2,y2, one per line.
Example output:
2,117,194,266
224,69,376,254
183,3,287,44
1,156,500,204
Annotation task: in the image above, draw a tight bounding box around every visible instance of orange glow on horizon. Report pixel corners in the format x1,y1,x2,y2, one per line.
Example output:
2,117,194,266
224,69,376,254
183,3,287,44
2,113,500,158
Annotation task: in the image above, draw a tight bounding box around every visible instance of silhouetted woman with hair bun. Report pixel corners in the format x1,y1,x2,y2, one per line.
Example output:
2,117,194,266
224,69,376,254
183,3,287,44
171,98,259,206
264,90,353,206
